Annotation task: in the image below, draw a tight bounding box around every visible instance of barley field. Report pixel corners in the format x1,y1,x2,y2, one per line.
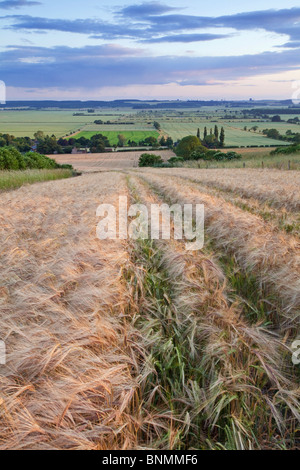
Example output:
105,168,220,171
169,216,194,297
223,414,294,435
0,165,299,450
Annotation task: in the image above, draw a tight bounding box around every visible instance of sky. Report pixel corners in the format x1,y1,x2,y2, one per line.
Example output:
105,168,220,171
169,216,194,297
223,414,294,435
0,0,300,100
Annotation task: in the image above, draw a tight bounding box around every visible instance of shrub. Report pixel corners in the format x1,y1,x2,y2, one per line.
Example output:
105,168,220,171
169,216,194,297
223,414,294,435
168,157,184,164
175,136,204,160
189,149,241,162
0,147,72,171
0,148,23,170
139,153,163,167
271,144,300,155
23,152,57,169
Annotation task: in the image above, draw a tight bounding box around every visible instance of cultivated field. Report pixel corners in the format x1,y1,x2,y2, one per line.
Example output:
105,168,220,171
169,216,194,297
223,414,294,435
160,121,288,147
0,166,299,450
0,109,135,138
0,110,92,138
0,107,296,148
53,150,176,171
74,130,159,145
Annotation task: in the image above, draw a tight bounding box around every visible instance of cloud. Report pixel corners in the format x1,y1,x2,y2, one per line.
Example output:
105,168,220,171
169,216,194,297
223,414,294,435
2,15,147,39
3,6,300,46
283,42,300,48
118,1,182,18
144,7,300,38
0,0,41,9
3,43,146,58
143,33,231,43
1,44,300,90
117,2,183,18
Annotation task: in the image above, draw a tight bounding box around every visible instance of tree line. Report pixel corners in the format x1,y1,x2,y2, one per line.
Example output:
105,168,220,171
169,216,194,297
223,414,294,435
196,125,225,148
0,131,174,155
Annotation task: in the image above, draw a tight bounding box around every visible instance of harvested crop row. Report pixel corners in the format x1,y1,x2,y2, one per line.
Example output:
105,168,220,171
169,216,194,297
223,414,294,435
149,168,300,212
138,172,300,327
0,173,141,450
126,175,299,450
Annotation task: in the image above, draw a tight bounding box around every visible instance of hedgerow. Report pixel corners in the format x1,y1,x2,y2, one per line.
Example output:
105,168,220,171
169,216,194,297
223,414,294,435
0,147,72,171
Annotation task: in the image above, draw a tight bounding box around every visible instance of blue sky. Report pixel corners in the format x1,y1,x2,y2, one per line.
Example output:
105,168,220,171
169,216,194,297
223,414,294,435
0,0,300,100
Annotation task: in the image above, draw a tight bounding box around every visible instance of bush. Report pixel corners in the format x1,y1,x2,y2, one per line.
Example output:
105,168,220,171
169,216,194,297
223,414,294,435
23,152,56,169
271,144,300,155
175,136,204,160
0,147,72,171
225,151,242,161
168,157,184,164
0,147,23,170
139,153,163,167
189,149,241,162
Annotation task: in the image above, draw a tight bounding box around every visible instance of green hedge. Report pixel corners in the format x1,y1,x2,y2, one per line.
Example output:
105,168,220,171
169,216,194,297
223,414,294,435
0,147,72,171
138,153,163,167
270,144,300,155
189,149,242,161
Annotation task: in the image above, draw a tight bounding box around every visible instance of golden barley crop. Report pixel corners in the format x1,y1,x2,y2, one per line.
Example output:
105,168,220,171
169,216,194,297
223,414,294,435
138,170,300,325
0,166,299,450
0,173,142,450
153,168,300,212
125,174,299,450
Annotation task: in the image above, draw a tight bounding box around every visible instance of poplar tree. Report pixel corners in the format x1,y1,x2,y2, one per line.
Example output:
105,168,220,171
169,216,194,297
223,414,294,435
220,127,225,147
214,125,219,141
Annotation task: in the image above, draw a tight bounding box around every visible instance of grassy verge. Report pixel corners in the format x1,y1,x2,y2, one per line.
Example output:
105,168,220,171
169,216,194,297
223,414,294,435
0,169,74,192
181,152,300,170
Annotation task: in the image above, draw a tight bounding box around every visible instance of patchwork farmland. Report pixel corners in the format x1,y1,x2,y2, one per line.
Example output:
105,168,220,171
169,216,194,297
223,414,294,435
0,107,295,147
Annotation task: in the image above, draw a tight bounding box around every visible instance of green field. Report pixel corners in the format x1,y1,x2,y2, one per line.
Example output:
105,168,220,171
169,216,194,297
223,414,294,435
82,124,154,132
0,110,133,138
231,121,300,134
0,107,297,147
75,130,160,145
160,121,289,147
0,110,91,137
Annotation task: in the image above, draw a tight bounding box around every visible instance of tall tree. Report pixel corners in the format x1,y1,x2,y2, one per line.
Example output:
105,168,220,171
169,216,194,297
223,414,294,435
197,128,200,140
220,127,225,147
204,127,207,139
166,137,174,148
214,125,219,141
159,136,166,146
